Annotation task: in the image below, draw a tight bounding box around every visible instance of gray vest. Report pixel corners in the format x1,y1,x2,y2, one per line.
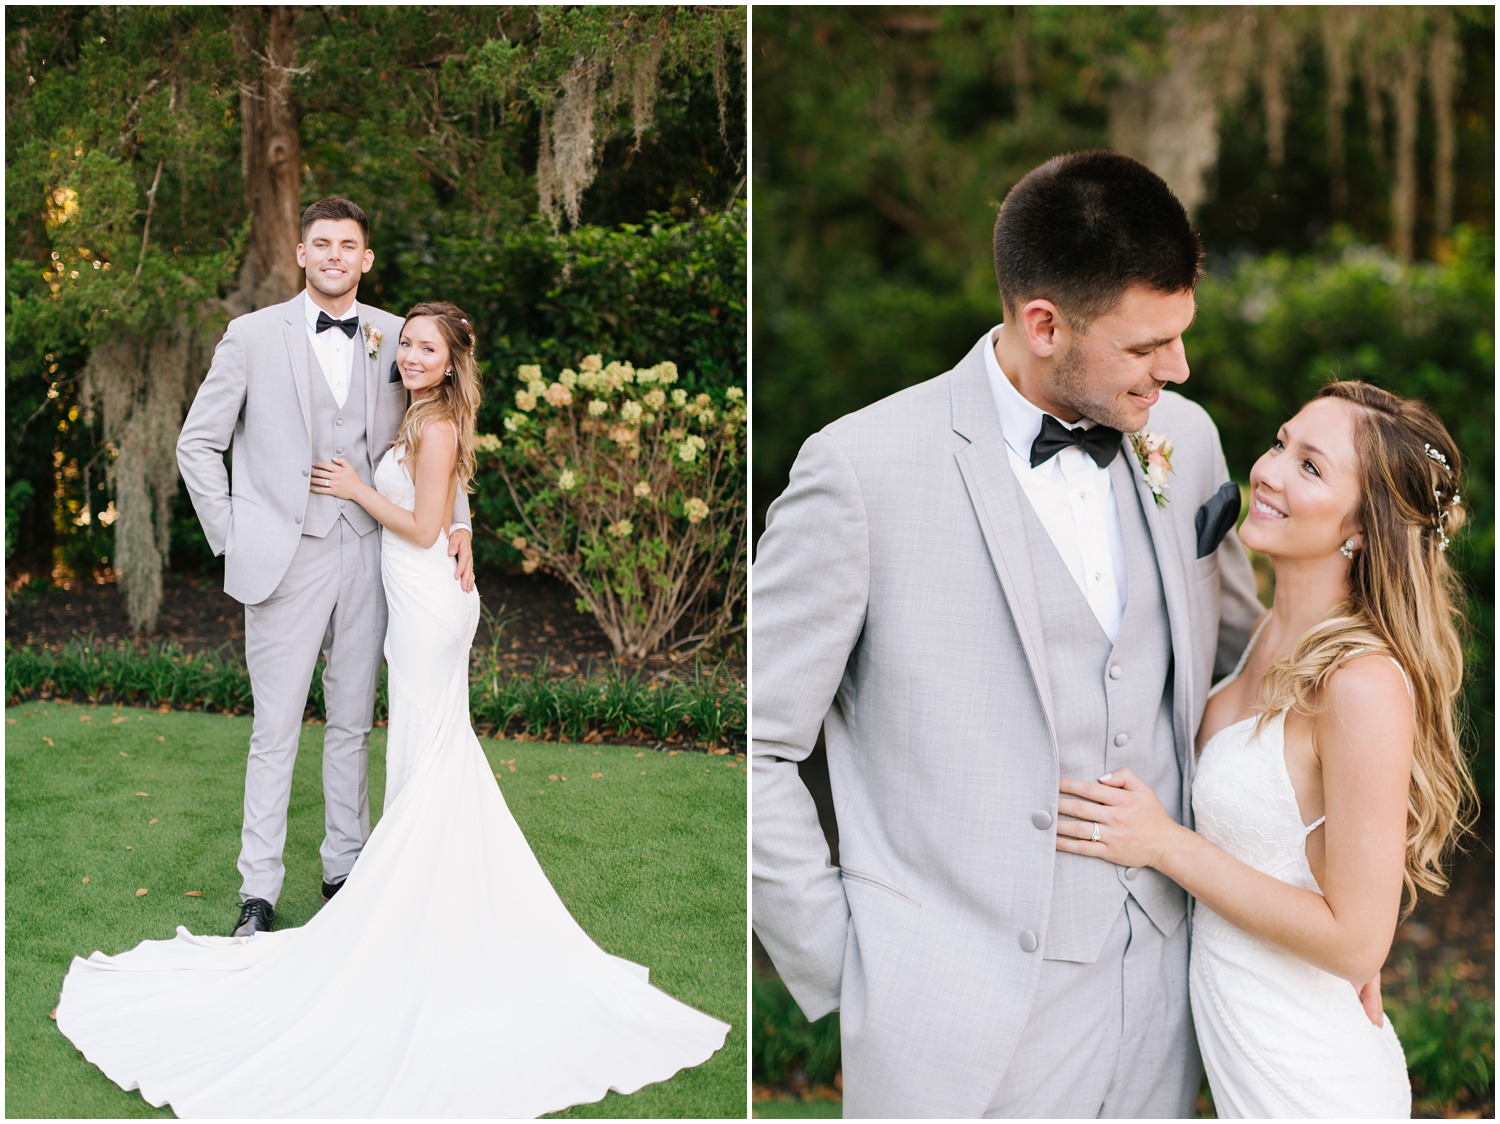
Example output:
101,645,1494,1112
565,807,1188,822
1025,453,1185,963
303,336,378,538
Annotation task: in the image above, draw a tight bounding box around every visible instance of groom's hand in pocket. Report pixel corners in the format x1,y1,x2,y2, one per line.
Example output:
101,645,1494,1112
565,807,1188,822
448,528,476,592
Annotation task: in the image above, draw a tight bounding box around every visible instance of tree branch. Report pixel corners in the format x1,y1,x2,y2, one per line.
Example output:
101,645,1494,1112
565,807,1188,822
133,158,165,282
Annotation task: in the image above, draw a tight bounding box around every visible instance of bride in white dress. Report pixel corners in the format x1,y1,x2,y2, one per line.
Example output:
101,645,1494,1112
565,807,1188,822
1055,381,1474,1118
55,302,729,1117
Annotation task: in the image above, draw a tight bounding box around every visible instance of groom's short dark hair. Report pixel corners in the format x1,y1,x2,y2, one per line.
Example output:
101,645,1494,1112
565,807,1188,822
993,151,1202,330
300,197,369,244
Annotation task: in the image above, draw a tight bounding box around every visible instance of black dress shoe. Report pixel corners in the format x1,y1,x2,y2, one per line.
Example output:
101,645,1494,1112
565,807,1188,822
321,878,346,903
231,897,274,937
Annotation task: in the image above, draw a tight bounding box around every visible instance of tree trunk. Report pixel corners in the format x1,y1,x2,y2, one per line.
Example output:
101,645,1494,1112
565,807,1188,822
1390,40,1421,262
233,6,303,314
1107,22,1218,217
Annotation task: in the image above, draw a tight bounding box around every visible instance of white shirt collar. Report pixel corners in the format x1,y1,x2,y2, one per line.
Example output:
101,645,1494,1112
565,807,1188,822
303,290,361,332
979,323,1102,464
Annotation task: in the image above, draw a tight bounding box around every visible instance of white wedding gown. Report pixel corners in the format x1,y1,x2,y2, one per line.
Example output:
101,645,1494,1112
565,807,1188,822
55,448,729,1118
1189,628,1410,1118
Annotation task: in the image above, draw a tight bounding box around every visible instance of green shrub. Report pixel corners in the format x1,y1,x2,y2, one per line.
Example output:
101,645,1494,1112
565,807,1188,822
1386,953,1495,1115
491,356,746,659
5,640,746,750
753,966,842,1089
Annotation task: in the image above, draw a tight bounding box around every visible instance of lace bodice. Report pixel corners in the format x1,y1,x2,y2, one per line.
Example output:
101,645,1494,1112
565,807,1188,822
1193,622,1411,900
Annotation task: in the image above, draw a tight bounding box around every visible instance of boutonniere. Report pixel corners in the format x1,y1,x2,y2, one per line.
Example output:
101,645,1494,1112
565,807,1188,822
1130,431,1174,506
363,323,382,360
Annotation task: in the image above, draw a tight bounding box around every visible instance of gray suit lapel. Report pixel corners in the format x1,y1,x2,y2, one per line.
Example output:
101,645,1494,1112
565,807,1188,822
948,341,1060,759
1117,438,1198,798
353,310,380,461
282,297,313,440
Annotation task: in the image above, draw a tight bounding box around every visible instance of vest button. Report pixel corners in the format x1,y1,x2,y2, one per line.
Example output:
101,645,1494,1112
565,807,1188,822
302,468,309,477
294,516,302,525
1124,867,1139,881
1109,664,1122,679
336,448,344,455
1018,930,1038,953
1030,809,1053,830
336,418,344,426
1114,733,1129,747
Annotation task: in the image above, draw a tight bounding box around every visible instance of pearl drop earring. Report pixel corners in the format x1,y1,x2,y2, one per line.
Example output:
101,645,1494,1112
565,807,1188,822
1340,539,1355,560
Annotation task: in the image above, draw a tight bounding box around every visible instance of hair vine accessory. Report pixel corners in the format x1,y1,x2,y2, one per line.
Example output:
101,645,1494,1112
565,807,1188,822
1424,442,1461,552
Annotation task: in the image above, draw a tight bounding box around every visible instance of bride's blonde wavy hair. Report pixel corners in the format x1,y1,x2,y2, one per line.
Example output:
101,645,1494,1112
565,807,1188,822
394,302,481,493
1256,381,1475,915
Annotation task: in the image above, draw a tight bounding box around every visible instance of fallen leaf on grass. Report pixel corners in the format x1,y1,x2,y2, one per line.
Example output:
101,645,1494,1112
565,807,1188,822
135,888,149,896
709,747,730,755
79,715,92,722
112,717,128,725
508,764,516,772
635,752,644,758
119,751,128,757
50,1009,56,1021
548,775,558,781
5,718,14,725
582,730,603,744
183,891,203,897
148,818,158,825
725,762,738,768
42,736,53,746
134,792,149,797
157,736,165,742
590,772,603,779
157,705,170,715
82,876,89,883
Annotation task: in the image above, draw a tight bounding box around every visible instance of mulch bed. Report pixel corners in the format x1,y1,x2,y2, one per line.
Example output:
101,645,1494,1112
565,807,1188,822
5,569,744,685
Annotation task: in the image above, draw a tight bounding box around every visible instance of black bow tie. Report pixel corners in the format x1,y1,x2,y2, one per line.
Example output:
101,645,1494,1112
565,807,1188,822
1028,414,1123,469
315,310,359,338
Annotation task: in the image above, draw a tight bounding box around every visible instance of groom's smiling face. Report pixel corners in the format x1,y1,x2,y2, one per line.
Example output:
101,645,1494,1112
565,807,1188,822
297,218,375,305
1047,285,1196,434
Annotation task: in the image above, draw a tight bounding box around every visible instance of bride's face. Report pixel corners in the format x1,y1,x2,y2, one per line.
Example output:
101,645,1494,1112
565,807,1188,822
398,316,451,400
1241,396,1363,563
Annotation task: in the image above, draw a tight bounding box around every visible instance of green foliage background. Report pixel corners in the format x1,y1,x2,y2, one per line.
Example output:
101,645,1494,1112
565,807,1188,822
5,5,746,585
751,5,1495,795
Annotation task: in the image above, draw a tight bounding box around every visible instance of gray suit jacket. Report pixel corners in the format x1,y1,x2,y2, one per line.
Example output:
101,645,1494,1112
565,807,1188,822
750,334,1262,1117
177,294,470,605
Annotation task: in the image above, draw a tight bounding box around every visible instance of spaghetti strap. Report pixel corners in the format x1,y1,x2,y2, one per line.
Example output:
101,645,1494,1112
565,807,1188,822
1344,647,1413,701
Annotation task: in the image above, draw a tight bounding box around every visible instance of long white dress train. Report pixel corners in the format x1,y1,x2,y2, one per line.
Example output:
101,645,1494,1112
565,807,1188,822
1189,627,1410,1118
55,448,730,1118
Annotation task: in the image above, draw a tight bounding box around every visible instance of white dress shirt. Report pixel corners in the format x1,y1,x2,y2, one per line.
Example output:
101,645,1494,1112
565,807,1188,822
981,325,1129,643
304,291,359,407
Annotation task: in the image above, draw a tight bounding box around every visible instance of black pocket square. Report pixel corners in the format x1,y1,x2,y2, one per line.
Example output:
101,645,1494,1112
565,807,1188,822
1195,482,1241,559
389,360,402,384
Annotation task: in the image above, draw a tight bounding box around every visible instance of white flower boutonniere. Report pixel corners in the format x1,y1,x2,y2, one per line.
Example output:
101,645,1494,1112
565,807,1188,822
363,323,382,360
1130,431,1174,507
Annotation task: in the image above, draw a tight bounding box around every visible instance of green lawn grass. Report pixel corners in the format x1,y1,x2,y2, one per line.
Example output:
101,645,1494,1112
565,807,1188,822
753,1097,842,1118
5,700,746,1119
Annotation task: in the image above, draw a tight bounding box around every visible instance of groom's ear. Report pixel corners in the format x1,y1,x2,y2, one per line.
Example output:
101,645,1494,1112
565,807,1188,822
1019,299,1065,357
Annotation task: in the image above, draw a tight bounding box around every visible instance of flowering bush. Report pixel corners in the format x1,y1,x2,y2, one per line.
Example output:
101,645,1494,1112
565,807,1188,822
485,356,746,660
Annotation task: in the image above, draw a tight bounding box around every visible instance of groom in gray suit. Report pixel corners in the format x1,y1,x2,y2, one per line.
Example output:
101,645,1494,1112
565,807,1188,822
752,152,1263,1117
178,198,474,938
